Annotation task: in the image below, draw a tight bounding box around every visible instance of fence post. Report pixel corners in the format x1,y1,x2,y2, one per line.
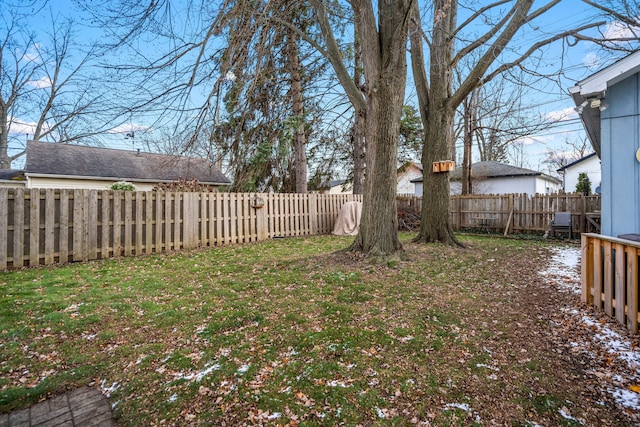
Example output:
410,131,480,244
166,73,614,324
580,193,587,234
0,189,7,269
309,193,318,235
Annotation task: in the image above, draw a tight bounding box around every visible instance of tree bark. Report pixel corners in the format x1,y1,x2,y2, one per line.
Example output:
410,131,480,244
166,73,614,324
461,92,476,195
351,79,404,259
352,25,365,195
411,0,461,245
352,110,366,195
0,104,10,169
346,0,411,259
286,28,307,193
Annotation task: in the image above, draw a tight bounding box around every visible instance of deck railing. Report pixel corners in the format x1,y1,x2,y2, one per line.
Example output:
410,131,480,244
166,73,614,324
581,233,640,332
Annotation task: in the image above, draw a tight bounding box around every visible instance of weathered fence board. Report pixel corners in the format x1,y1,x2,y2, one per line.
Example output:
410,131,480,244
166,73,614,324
399,193,600,234
0,190,362,269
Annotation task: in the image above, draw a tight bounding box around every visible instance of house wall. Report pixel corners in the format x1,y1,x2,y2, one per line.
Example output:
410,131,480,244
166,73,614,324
27,177,160,191
562,156,602,193
415,176,559,197
534,176,562,195
0,180,26,188
397,164,422,194
600,73,640,237
414,182,423,196
326,183,352,195
476,176,540,195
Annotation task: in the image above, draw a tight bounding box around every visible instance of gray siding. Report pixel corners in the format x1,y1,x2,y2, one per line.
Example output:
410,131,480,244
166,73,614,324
601,73,640,236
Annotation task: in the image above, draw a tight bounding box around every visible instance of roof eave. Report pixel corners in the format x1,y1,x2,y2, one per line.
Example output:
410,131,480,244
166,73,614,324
24,173,230,186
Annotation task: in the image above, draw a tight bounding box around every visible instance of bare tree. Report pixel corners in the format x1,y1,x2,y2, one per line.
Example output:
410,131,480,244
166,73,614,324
409,0,605,245
1,3,113,169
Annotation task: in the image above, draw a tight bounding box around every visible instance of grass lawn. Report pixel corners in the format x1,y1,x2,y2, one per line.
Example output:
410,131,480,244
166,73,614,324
0,234,632,426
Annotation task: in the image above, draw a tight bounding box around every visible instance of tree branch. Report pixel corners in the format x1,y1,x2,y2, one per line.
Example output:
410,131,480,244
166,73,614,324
451,0,511,40
310,0,366,113
480,21,606,86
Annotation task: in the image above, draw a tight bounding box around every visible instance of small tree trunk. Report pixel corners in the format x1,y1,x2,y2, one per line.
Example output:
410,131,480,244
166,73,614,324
352,111,366,194
286,29,307,193
352,25,365,195
461,94,474,195
0,105,11,169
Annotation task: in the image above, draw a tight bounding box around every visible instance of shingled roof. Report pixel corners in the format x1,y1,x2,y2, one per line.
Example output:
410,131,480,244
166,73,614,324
25,140,231,185
411,161,561,184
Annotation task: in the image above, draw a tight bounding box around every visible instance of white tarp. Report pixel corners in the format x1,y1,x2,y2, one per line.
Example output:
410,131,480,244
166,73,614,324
332,201,362,236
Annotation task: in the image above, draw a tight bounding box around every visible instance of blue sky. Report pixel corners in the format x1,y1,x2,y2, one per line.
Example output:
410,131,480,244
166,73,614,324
5,0,636,173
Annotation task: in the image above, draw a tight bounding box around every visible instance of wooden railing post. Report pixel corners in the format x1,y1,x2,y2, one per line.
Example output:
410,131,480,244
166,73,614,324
626,246,639,332
581,234,594,304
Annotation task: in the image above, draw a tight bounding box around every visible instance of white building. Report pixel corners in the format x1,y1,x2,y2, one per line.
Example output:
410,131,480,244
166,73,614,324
557,153,601,193
411,161,562,197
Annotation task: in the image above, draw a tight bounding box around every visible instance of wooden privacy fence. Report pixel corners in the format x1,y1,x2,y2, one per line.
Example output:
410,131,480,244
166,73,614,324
0,189,362,270
581,233,640,332
397,193,601,234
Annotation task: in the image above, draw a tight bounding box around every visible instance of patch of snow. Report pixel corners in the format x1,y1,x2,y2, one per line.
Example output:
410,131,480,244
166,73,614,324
267,412,281,419
558,407,580,423
539,246,581,293
445,402,472,411
173,362,221,382
196,363,221,382
476,363,499,371
611,388,640,410
375,407,386,419
577,314,640,369
168,393,178,402
237,364,250,374
327,380,351,387
99,380,120,398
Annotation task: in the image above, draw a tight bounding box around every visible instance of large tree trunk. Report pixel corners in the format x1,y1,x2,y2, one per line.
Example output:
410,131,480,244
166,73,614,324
312,0,410,258
351,80,404,259
286,29,307,193
413,0,461,246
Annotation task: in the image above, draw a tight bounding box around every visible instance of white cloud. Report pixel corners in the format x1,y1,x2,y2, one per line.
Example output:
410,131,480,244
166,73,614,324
7,117,39,135
582,52,601,69
20,44,42,63
544,107,578,123
514,136,543,146
107,123,150,135
604,20,640,41
27,76,52,89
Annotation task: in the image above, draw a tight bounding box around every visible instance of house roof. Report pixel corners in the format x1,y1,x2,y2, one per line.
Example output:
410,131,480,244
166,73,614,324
24,140,231,185
329,179,347,188
557,152,598,172
398,161,422,174
410,161,561,184
0,170,25,181
569,50,640,158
